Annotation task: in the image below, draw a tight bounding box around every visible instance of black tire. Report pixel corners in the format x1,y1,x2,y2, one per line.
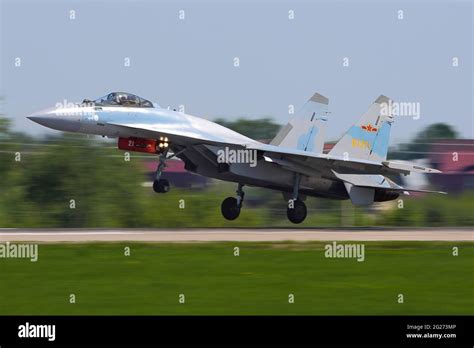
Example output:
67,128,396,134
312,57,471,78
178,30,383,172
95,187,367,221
153,179,170,193
221,197,241,220
287,199,307,224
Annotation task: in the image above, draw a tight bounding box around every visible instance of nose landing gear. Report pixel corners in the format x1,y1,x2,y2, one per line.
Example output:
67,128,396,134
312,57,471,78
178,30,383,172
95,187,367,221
151,144,186,194
153,178,170,193
152,153,170,193
221,184,245,220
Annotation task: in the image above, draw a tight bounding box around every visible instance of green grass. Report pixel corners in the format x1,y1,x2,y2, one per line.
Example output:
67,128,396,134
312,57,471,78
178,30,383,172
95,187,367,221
0,242,472,315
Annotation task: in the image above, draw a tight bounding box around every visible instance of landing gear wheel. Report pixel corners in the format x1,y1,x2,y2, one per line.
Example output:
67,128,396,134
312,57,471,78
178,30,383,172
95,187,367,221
221,197,241,220
153,178,170,193
287,199,307,224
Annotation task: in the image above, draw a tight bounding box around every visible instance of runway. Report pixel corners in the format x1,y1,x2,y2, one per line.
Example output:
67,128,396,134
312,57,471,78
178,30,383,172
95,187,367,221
0,228,472,242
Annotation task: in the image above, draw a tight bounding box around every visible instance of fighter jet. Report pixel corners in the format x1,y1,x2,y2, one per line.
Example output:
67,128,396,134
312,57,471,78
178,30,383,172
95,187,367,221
28,91,444,223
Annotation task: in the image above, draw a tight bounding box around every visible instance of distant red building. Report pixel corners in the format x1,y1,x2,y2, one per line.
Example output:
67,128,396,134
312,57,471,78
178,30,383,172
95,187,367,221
428,139,474,193
144,159,208,188
323,142,336,153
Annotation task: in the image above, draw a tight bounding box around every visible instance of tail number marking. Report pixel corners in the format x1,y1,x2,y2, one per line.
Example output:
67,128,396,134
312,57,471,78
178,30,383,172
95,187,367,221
352,138,370,149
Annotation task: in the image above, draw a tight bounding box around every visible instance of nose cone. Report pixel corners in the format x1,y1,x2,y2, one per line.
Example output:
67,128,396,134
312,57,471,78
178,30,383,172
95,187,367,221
27,107,81,132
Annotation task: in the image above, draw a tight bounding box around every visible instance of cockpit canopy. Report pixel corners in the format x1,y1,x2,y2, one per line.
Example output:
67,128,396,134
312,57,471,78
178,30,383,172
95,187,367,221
85,92,154,108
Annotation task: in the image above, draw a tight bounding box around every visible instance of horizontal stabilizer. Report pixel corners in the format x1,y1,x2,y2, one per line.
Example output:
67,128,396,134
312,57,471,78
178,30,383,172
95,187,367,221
331,171,398,187
382,161,441,174
393,187,447,195
332,171,446,195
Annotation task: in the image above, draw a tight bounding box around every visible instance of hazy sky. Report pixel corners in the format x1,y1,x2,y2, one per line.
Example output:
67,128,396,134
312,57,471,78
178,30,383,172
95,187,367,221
1,0,472,143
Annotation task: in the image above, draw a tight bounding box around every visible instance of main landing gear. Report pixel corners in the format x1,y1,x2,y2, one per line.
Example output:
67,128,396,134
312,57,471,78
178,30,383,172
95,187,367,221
287,173,307,224
287,199,307,224
220,177,307,224
221,184,244,220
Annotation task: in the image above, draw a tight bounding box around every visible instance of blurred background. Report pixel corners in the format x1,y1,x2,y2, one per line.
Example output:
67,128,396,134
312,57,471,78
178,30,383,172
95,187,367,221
1,0,472,228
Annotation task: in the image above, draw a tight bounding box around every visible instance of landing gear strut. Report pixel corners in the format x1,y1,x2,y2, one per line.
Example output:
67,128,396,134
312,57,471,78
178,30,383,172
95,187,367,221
221,184,244,220
153,153,170,193
287,173,307,224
